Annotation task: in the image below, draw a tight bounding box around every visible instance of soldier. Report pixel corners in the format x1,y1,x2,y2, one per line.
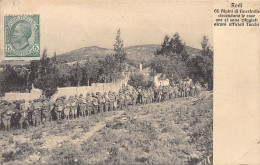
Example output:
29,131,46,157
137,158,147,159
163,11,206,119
173,85,179,98
98,92,105,114
132,89,137,106
169,85,174,100
54,97,64,121
42,98,52,123
32,99,43,126
92,93,99,115
195,82,201,97
27,100,33,125
162,86,169,101
86,93,93,116
150,87,155,103
63,98,71,120
180,80,185,97
78,94,86,117
113,92,118,110
68,96,77,119
19,100,29,129
146,89,151,104
118,91,125,110
1,103,15,131
104,92,110,112
157,87,162,102
108,91,115,111
185,82,191,97
190,82,196,97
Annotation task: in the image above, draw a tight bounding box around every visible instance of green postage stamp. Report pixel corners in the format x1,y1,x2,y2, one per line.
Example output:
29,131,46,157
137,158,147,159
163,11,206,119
4,15,40,59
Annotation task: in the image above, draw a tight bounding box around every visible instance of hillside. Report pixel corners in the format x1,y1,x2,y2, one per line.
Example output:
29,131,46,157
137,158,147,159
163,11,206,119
56,46,114,63
0,44,202,66
0,92,213,165
56,44,202,67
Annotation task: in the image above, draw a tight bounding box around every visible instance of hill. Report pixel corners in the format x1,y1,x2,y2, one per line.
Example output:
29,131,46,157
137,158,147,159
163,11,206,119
56,46,114,63
0,45,202,66
57,44,202,66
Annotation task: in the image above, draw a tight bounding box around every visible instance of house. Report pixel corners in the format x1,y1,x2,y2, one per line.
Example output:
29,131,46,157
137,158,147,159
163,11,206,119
154,73,170,87
139,63,150,76
138,63,169,87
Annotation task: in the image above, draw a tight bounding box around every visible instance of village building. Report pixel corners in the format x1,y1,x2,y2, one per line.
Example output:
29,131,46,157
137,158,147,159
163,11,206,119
154,73,170,87
139,63,169,87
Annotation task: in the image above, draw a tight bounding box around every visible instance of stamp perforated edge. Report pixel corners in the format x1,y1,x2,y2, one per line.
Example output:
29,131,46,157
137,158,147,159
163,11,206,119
1,14,41,61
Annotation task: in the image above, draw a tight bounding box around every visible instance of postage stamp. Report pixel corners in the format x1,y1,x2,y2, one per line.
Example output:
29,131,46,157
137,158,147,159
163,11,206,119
4,15,40,59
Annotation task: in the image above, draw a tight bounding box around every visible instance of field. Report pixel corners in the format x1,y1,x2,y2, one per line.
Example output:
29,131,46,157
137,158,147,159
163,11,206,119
0,92,213,165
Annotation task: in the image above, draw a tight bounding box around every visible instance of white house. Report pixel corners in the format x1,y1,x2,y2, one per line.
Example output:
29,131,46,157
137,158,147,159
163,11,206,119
154,73,170,87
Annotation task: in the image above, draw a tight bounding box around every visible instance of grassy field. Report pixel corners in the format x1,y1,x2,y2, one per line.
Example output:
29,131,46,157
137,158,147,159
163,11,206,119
0,92,213,165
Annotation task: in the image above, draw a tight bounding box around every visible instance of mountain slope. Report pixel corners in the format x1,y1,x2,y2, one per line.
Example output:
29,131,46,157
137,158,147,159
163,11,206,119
57,44,202,64
0,45,202,66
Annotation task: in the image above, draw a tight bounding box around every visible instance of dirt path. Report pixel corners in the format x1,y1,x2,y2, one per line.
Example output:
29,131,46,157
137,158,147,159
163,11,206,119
71,111,124,145
42,111,125,150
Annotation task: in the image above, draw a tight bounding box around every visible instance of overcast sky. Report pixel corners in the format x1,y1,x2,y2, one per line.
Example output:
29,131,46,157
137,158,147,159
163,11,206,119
1,0,213,56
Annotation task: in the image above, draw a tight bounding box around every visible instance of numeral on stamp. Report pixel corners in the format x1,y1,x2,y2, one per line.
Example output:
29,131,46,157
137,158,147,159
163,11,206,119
4,15,40,58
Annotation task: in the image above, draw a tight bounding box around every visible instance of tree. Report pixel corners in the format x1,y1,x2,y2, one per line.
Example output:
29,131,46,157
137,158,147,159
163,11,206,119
151,56,187,83
52,51,57,63
82,58,100,86
0,65,28,95
32,49,58,98
152,33,189,83
201,35,213,59
70,62,83,86
155,35,170,56
156,33,189,63
113,29,127,72
128,73,154,89
103,54,122,82
187,36,213,90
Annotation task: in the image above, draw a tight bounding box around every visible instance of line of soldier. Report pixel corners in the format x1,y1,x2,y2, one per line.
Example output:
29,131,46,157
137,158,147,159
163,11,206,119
0,79,201,131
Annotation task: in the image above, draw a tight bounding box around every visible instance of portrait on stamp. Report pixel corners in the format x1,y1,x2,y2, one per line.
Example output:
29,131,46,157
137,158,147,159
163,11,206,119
4,15,40,57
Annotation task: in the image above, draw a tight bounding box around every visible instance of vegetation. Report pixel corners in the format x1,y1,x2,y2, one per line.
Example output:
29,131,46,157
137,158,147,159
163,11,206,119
187,36,213,89
0,29,128,97
151,33,213,89
0,31,213,97
0,91,213,164
128,73,154,89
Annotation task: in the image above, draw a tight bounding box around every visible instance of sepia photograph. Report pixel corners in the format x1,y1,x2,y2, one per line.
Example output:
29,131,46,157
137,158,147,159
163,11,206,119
0,1,213,164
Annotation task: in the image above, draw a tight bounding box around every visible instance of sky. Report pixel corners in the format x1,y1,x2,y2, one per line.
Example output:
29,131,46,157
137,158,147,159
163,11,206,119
1,0,213,56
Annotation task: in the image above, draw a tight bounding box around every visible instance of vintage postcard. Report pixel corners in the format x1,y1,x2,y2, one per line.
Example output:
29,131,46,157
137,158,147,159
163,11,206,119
0,0,259,164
